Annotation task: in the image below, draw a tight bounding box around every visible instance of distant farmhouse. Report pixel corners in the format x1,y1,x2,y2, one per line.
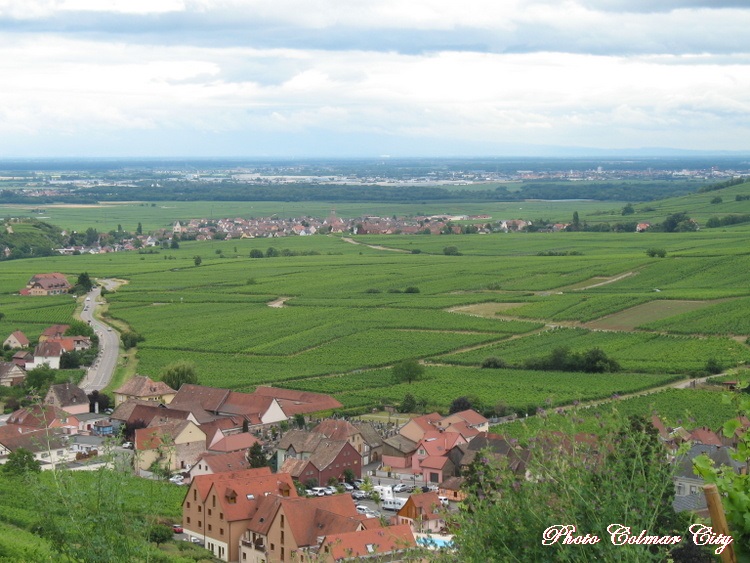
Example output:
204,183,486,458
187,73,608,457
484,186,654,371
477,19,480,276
20,273,71,296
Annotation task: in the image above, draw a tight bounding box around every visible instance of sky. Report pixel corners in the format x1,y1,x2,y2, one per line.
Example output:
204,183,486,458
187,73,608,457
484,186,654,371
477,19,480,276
1,0,750,157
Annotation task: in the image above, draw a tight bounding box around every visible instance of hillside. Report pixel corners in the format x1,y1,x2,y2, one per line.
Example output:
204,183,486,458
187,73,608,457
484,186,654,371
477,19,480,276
0,219,64,261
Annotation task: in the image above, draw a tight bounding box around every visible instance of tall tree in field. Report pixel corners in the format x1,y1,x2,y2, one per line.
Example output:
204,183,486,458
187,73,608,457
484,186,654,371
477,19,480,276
159,361,198,391
392,359,425,385
136,222,142,235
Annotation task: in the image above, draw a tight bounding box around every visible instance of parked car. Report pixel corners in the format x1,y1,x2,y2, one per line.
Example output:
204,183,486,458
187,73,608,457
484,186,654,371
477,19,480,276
351,490,368,500
172,524,183,534
438,496,450,507
353,479,365,489
340,482,354,491
323,486,337,495
311,487,327,496
355,505,370,515
190,537,203,545
122,441,133,449
393,483,412,493
365,509,381,518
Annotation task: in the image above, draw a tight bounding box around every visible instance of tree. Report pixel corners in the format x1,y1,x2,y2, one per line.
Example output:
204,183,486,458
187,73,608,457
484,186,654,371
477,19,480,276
294,413,306,429
193,255,202,266
443,246,461,256
159,361,198,391
170,238,179,249
266,247,279,258
2,447,41,475
246,442,268,468
449,396,473,414
147,524,173,546
621,203,635,215
249,249,264,258
711,196,723,204
121,331,144,349
136,222,142,235
24,365,56,393
392,359,424,385
87,390,111,413
76,272,93,292
400,393,417,413
571,210,581,231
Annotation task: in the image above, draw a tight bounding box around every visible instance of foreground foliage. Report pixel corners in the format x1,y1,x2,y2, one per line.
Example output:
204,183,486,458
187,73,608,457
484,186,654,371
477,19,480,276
450,415,692,562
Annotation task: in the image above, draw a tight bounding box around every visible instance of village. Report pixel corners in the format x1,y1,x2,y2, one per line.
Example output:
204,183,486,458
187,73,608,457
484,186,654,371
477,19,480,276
2,316,748,562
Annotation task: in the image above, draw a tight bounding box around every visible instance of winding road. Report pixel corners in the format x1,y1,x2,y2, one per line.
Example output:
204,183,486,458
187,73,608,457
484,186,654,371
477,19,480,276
79,280,121,393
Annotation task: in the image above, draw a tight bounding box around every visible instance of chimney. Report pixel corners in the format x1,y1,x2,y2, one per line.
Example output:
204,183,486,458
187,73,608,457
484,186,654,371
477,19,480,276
94,401,99,414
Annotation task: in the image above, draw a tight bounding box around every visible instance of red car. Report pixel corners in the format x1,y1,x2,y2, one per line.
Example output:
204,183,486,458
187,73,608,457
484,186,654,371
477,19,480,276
172,524,183,534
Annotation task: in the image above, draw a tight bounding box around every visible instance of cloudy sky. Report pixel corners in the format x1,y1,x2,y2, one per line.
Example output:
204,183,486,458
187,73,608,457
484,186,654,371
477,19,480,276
2,0,750,157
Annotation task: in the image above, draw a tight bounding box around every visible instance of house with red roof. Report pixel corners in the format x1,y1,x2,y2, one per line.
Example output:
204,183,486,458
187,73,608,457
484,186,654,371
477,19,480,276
188,450,253,482
6,403,80,435
113,375,177,406
398,413,442,443
134,420,206,473
3,330,29,349
411,431,465,484
182,467,297,562
27,340,64,369
22,273,71,296
316,523,417,562
396,492,446,534
239,493,370,563
39,324,70,341
436,409,489,434
0,361,26,387
279,438,361,487
44,383,90,415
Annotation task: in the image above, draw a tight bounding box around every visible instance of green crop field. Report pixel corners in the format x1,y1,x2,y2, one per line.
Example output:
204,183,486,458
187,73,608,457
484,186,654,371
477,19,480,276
3,186,750,417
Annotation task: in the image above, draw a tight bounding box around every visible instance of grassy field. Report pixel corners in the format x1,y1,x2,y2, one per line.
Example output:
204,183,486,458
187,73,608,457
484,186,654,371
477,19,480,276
3,185,750,416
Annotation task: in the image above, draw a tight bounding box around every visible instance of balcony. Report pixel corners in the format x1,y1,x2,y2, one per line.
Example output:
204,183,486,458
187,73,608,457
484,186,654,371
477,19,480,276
241,538,265,552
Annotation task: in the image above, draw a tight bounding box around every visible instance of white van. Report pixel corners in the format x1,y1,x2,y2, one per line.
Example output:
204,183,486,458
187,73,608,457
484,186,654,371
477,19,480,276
382,497,407,511
373,485,394,500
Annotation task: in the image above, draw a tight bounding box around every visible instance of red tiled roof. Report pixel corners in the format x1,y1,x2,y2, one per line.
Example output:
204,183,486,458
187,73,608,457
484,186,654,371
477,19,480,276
115,375,176,399
169,383,231,412
209,432,259,453
420,455,449,470
196,469,296,523
320,523,416,560
448,409,488,426
312,419,361,441
35,341,63,358
6,404,69,428
8,331,29,346
252,386,342,415
194,450,252,474
41,324,70,338
398,492,442,521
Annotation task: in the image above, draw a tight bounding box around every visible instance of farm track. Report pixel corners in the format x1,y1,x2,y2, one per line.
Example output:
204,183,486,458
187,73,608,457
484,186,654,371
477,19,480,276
340,236,410,252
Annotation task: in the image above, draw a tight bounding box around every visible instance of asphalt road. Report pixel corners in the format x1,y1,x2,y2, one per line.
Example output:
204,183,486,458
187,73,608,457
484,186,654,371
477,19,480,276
79,283,120,393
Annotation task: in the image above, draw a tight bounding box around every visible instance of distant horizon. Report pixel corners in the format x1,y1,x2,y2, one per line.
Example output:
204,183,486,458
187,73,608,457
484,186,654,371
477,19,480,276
3,2,750,158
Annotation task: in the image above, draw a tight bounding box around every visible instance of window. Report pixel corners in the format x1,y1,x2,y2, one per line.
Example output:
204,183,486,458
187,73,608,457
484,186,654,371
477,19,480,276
219,512,223,520
280,515,284,528
208,524,212,531
212,495,216,508
186,516,191,524
281,547,285,561
198,506,202,513
281,531,285,543
271,543,275,551
243,554,246,560
198,520,202,528
194,490,197,501
220,528,224,536
208,509,212,516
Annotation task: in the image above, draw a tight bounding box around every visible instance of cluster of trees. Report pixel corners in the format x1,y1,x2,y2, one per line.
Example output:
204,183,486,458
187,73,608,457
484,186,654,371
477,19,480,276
524,346,621,373
249,247,322,258
705,214,750,228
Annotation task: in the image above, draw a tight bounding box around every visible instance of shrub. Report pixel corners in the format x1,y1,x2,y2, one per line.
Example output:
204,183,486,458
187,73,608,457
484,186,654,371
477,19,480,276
364,288,381,294
481,357,507,369
443,246,461,256
646,248,666,258
404,286,420,294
